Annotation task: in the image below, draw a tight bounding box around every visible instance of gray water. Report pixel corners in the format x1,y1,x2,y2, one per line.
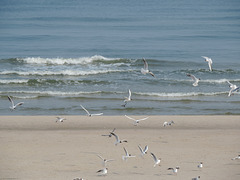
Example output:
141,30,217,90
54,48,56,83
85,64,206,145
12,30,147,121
0,0,240,115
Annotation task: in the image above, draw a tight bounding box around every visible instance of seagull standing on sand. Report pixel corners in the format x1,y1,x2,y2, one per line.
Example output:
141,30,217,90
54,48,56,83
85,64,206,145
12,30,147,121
96,168,108,176
168,166,180,174
227,81,239,97
163,121,175,127
138,145,148,157
192,176,201,180
163,121,168,127
202,56,213,71
110,132,127,146
97,155,114,167
124,115,149,126
55,117,66,123
198,162,203,169
122,89,132,107
80,104,103,117
122,147,136,161
187,73,200,86
150,152,161,167
7,95,24,110
231,155,240,160
141,58,155,77
101,128,116,137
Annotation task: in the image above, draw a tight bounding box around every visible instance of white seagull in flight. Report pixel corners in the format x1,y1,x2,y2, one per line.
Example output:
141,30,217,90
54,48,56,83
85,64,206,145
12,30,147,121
110,132,127,146
138,145,148,157
55,117,66,123
80,104,103,117
150,152,161,167
122,89,132,107
7,95,24,110
187,73,200,86
227,81,239,97
122,147,136,161
141,58,155,77
97,154,114,167
124,115,149,126
101,128,116,137
202,56,213,71
168,166,180,174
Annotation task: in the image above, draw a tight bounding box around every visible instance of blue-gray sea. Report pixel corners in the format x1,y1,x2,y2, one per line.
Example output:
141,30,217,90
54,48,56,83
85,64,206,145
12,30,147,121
0,0,240,115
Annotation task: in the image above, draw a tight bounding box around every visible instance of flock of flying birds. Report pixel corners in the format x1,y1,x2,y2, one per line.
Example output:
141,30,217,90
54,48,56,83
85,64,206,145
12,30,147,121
97,125,206,179
186,56,239,97
6,56,240,179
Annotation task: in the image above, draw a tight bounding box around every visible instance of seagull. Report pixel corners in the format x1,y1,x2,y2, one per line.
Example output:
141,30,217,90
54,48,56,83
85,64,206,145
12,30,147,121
80,104,103,117
110,132,127,146
55,117,66,123
141,58,155,77
7,95,24,110
187,73,200,86
192,176,200,180
227,81,239,97
122,89,132,107
163,121,175,127
231,155,240,160
124,115,149,126
96,168,108,176
168,166,180,174
97,154,114,167
122,147,136,161
101,128,116,137
202,56,213,71
150,152,161,167
138,145,148,157
163,121,168,127
198,162,203,169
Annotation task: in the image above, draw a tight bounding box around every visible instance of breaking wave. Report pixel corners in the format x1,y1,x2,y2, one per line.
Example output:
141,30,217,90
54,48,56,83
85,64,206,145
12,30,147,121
0,69,125,76
16,55,121,65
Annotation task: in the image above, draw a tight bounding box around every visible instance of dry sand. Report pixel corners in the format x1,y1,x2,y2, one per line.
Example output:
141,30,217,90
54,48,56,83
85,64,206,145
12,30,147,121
0,116,240,180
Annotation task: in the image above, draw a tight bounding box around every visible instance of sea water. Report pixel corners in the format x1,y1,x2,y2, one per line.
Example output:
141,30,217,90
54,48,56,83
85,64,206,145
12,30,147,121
0,0,240,115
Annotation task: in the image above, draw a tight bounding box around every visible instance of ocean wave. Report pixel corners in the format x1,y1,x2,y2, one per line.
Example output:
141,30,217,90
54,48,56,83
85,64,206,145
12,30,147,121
200,79,240,84
159,78,240,84
0,90,103,97
0,79,28,84
0,90,229,98
177,68,240,75
0,69,125,76
0,79,112,86
135,91,227,97
16,55,121,65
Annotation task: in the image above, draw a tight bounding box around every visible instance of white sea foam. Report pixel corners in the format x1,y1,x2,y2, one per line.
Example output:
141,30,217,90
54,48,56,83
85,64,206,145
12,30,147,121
17,55,120,65
0,69,124,76
0,90,102,96
0,79,28,84
164,78,240,84
201,79,237,84
136,91,227,97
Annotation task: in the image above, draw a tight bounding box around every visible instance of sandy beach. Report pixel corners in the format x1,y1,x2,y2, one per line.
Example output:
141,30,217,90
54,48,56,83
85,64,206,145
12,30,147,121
0,115,240,180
